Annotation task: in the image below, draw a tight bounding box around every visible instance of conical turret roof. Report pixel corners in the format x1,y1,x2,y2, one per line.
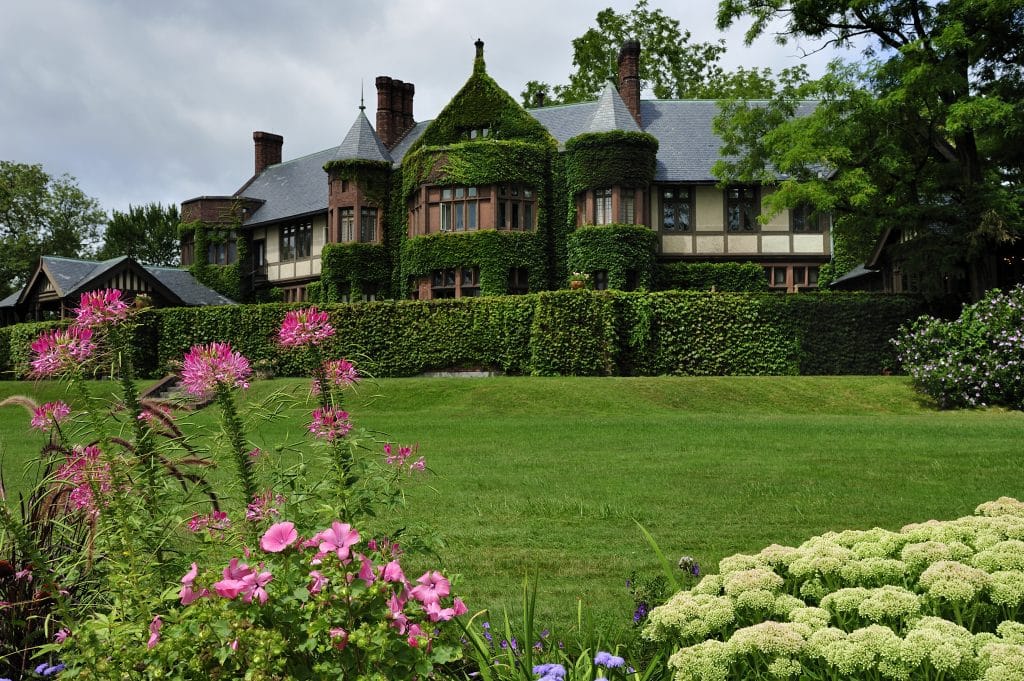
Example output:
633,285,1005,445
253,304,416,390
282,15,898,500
333,109,393,163
581,82,641,133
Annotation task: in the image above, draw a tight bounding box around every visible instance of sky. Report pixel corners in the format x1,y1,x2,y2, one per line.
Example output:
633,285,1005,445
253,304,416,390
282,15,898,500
0,0,850,219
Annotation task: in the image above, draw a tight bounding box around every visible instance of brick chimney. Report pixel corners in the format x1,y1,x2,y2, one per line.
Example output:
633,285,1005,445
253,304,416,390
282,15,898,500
376,76,395,148
253,131,283,175
617,40,641,126
400,81,415,136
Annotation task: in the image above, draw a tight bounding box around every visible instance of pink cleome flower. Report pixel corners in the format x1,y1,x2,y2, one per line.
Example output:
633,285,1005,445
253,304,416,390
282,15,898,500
278,307,335,348
74,289,130,327
245,490,286,522
30,401,71,431
29,327,95,378
187,510,231,536
55,445,112,517
308,407,352,442
312,358,359,395
180,342,252,397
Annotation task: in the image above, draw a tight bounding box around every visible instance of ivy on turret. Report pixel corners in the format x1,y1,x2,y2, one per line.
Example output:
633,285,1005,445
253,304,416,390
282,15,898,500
566,225,658,290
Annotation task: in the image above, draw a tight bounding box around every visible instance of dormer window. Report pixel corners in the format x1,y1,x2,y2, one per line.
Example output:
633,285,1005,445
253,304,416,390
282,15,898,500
462,127,491,140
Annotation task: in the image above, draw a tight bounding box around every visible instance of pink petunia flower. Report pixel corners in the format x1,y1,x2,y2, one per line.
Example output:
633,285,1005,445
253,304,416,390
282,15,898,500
180,342,252,397
278,307,335,347
453,597,468,616
407,623,425,648
30,401,71,431
308,407,352,442
315,521,360,562
30,327,95,377
147,615,162,649
409,571,450,606
74,289,130,327
260,521,298,553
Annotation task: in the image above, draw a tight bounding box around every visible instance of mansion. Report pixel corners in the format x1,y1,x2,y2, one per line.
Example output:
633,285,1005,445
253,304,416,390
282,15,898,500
180,40,830,303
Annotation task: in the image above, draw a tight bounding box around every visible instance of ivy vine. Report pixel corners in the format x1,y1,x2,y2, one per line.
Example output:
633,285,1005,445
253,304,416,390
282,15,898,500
400,230,545,296
566,225,658,290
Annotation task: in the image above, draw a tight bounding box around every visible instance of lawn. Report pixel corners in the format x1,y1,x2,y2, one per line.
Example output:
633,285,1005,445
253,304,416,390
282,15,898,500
1,375,1021,641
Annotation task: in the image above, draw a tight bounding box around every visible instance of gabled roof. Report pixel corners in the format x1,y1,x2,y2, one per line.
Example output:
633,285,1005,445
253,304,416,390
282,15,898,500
581,82,641,134
332,109,392,163
7,256,235,309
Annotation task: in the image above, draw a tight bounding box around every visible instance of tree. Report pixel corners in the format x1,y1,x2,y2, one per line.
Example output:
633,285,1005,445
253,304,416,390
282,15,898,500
97,203,181,267
521,0,781,106
0,162,105,298
713,0,1024,300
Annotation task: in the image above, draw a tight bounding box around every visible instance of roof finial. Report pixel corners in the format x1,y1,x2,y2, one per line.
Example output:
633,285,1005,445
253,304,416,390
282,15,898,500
359,79,365,111
475,38,484,60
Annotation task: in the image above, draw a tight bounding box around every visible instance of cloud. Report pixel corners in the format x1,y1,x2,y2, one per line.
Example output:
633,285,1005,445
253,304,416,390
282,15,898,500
0,0,847,216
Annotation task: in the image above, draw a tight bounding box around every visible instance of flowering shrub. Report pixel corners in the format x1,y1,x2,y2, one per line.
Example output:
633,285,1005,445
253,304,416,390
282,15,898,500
0,297,466,679
644,499,1024,680
893,284,1024,409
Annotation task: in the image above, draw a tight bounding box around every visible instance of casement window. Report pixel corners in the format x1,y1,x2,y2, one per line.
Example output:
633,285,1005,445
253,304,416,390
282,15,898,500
661,187,693,232
765,265,820,292
592,270,609,291
430,267,480,298
790,204,822,233
206,231,238,265
282,286,306,303
507,267,529,295
181,233,195,266
496,185,536,231
440,186,479,232
594,188,613,225
280,222,312,260
360,207,378,242
726,186,758,232
339,208,355,242
620,189,636,224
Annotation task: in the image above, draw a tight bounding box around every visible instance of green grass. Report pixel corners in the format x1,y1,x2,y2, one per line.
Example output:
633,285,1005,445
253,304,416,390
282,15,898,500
1,376,1021,641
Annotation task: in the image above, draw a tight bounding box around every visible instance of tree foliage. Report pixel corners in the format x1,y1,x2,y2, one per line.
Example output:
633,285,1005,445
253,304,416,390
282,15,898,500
521,0,782,106
97,202,181,267
0,162,105,297
714,0,1024,300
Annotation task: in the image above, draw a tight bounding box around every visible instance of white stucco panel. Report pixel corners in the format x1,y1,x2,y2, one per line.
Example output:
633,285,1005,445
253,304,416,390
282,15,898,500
695,235,725,254
761,235,791,253
695,186,723,231
661,235,692,254
728,235,758,254
793,234,828,254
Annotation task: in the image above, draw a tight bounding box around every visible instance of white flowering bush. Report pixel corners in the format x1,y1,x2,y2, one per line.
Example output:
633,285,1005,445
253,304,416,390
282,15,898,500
644,499,1024,680
893,284,1024,409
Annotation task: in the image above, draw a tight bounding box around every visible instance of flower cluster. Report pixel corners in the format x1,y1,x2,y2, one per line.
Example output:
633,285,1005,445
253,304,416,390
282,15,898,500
383,442,426,472
278,307,335,348
29,327,96,378
74,289,130,327
647,498,1024,681
30,401,71,431
245,490,286,522
180,342,252,397
186,510,231,536
308,407,352,441
54,445,112,517
893,284,1024,409
312,358,359,395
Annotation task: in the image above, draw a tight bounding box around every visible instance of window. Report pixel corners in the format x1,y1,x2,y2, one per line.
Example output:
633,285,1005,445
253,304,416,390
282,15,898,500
594,188,613,225
662,187,692,232
790,204,821,233
339,208,355,242
282,286,306,303
440,186,479,232
497,185,535,230
592,270,609,291
360,207,378,242
620,189,636,224
508,267,529,295
765,265,820,292
181,233,195,266
726,186,758,232
280,221,312,260
429,267,479,298
206,231,238,265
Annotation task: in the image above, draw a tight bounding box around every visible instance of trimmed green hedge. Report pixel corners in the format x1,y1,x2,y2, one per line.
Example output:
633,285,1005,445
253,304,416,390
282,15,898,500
655,261,769,292
0,292,922,379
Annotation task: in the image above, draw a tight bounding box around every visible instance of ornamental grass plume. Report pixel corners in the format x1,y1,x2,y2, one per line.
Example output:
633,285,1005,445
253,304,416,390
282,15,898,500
29,327,95,378
180,342,252,397
74,289,130,327
278,306,335,347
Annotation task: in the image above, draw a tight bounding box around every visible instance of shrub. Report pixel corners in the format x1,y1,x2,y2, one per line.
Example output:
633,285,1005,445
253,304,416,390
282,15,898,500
644,498,1024,681
893,285,1024,408
654,262,768,293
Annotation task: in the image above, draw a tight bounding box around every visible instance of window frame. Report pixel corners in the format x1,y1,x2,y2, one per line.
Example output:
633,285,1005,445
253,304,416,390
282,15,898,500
725,186,759,233
660,186,694,233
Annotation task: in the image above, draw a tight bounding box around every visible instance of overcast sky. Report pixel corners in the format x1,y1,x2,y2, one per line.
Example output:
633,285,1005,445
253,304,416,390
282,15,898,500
1,0,850,218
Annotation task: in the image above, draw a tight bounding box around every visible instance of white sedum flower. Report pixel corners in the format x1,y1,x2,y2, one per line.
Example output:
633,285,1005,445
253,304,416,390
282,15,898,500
643,592,736,645
723,567,784,596
988,570,1024,609
668,639,732,681
976,497,1024,519
973,540,1024,572
918,560,991,603
856,585,922,626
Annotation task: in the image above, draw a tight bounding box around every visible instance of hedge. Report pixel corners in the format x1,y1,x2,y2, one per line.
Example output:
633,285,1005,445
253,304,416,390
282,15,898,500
655,261,768,292
0,292,922,379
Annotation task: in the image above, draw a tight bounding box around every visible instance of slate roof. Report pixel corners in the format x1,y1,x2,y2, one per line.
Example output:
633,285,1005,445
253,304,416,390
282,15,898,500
581,82,641,134
232,98,817,225
332,110,392,163
829,263,879,287
0,256,236,309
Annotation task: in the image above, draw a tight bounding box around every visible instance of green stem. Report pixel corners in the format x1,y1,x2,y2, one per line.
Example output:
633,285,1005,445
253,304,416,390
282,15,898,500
215,384,256,503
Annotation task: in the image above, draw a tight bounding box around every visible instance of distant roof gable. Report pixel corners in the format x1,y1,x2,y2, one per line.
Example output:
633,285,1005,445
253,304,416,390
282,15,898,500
582,82,641,134
333,109,393,163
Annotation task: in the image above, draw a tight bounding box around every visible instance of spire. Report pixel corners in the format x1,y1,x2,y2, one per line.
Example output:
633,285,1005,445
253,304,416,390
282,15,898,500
581,82,642,133
333,108,392,163
359,80,365,112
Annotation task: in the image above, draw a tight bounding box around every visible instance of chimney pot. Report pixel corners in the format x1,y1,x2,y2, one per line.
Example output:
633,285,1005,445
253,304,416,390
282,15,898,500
474,38,484,59
617,40,642,126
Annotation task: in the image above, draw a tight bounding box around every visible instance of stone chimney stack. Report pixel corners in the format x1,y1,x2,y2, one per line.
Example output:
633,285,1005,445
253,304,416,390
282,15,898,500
617,40,642,126
400,81,415,136
533,91,546,108
253,131,283,175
